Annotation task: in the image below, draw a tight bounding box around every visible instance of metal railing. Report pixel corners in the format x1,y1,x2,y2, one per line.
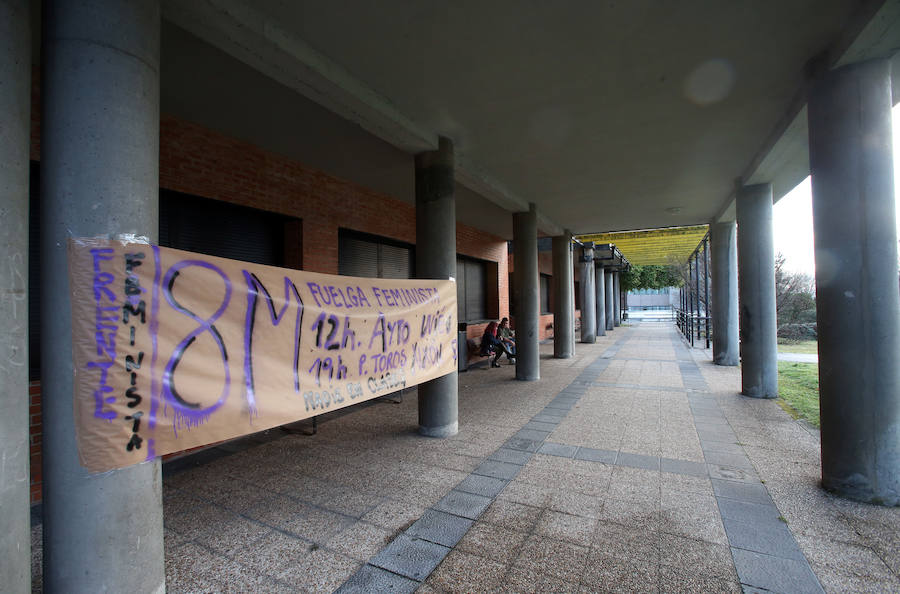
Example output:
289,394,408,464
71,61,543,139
676,231,711,348
676,308,710,348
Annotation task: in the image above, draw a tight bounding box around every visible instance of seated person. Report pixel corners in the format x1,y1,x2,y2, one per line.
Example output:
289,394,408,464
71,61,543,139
481,321,514,368
498,317,516,361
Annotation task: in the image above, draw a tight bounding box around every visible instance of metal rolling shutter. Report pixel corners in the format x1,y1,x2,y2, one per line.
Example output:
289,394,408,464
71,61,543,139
159,190,286,267
456,257,486,322
465,260,486,321
540,274,551,314
338,231,412,279
338,235,379,277
380,243,413,279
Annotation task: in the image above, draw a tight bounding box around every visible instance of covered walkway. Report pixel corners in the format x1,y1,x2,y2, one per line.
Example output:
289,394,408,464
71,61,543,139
31,323,898,592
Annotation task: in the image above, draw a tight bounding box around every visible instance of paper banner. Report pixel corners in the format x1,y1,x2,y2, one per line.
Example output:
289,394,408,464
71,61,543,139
69,238,457,472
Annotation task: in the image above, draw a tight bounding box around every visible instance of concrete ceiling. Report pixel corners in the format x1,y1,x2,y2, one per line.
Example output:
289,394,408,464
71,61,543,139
162,0,900,237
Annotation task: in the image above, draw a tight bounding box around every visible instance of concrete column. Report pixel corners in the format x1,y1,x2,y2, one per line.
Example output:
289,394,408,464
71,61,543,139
41,2,165,591
613,272,622,326
710,221,740,365
416,137,458,437
513,206,540,381
0,1,31,590
605,270,614,331
552,232,575,358
809,58,900,505
595,264,607,337
736,183,778,398
579,244,596,343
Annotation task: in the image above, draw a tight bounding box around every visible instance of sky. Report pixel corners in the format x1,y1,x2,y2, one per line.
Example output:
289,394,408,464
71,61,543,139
772,103,900,275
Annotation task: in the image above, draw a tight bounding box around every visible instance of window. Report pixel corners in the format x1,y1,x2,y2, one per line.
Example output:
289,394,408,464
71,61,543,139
540,274,551,314
456,257,487,322
160,190,297,268
338,230,413,279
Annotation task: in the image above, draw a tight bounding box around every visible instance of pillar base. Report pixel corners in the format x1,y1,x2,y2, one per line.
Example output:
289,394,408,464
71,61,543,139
822,477,899,507
741,389,777,399
419,421,458,438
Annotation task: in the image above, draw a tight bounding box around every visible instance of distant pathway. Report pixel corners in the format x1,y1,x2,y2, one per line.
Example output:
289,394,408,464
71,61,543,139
777,353,818,364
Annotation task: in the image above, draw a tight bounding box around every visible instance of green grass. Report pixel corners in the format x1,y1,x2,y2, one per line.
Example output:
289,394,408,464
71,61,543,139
777,339,818,354
777,361,820,427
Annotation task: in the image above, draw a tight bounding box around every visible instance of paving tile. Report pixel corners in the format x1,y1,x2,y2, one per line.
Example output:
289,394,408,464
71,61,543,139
277,547,360,591
524,420,559,432
473,459,522,481
547,489,603,519
544,403,574,413
696,427,737,442
722,516,805,560
432,490,493,520
658,566,741,594
503,437,541,452
504,564,580,594
703,450,754,470
660,533,736,580
716,498,782,525
457,522,528,564
593,520,660,561
327,521,394,561
538,442,578,458
425,549,507,592
536,510,597,547
514,534,589,583
193,514,272,557
456,473,508,498
660,457,706,477
496,481,552,507
532,413,566,424
731,548,824,594
692,411,726,422
582,550,660,592
616,451,661,471
514,428,552,442
488,447,533,466
335,564,419,594
361,499,427,532
404,509,474,548
575,447,617,464
236,530,315,576
700,440,745,455
711,480,772,505
480,499,543,534
658,507,728,545
707,464,759,483
368,534,451,581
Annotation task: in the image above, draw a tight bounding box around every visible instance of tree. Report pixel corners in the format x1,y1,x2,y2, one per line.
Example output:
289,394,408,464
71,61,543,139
775,253,816,326
620,264,682,292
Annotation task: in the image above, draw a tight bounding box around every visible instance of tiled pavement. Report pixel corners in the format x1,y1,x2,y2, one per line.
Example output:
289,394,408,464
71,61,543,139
31,323,900,592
